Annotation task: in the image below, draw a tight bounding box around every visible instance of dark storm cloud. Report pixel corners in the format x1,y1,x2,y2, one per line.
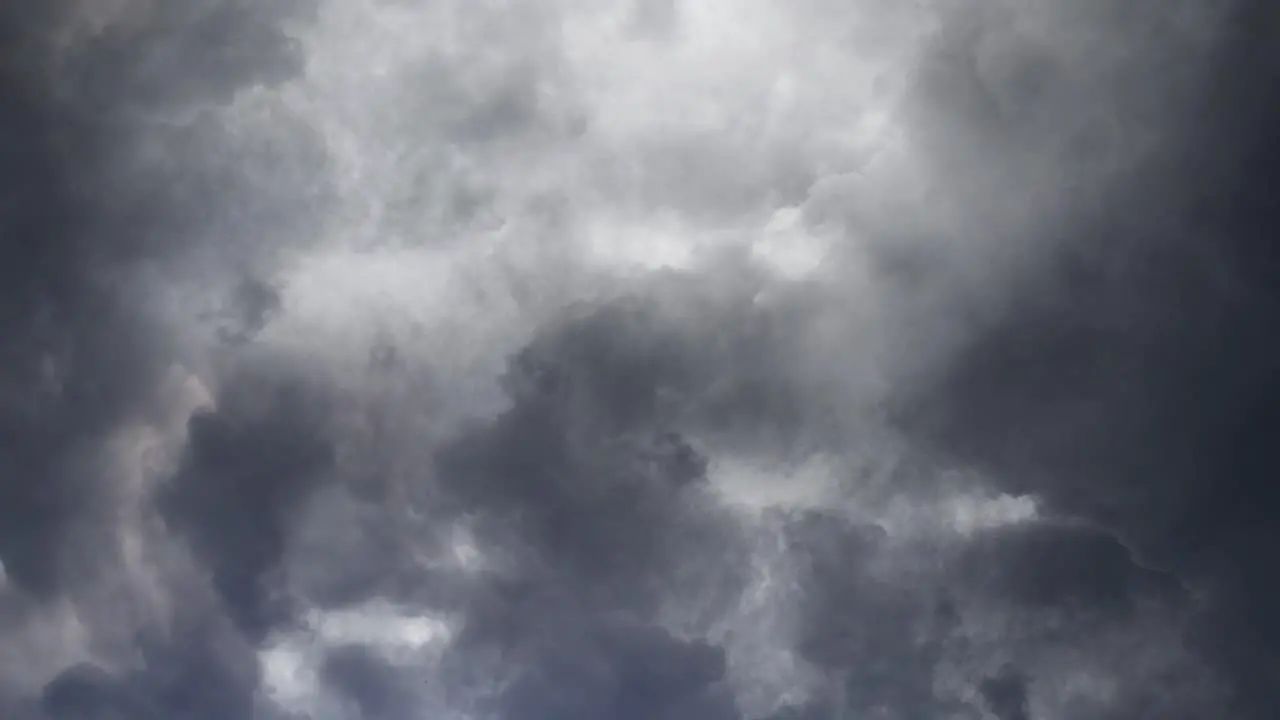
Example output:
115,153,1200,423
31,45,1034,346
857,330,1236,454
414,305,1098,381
0,0,313,594
410,298,758,718
56,1,312,116
0,1,316,718
491,619,736,720
320,644,419,720
159,361,336,640
768,500,1210,717
211,275,284,345
40,619,261,720
953,523,1184,616
441,596,739,720
8,1,1278,719
417,287,1201,718
896,1,1280,715
979,664,1030,720
41,663,151,720
782,511,955,719
419,259,1222,717
438,280,839,482
0,0,163,599
186,286,780,717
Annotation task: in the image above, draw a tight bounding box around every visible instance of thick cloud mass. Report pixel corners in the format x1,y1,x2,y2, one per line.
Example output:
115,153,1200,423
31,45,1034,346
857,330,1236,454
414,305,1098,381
2,1,1278,718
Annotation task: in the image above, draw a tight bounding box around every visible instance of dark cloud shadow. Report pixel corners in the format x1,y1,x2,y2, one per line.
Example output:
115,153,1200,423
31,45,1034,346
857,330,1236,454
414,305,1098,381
893,2,1280,715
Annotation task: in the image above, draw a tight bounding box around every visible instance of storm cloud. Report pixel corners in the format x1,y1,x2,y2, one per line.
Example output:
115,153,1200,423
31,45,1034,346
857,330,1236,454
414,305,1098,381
1,0,1277,718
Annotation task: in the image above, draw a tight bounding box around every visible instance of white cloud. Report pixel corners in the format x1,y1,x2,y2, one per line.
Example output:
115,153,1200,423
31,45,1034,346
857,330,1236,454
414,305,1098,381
260,600,452,717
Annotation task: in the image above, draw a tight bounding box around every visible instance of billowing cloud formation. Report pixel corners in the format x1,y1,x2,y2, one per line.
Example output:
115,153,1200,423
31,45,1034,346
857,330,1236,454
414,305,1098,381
2,0,1277,718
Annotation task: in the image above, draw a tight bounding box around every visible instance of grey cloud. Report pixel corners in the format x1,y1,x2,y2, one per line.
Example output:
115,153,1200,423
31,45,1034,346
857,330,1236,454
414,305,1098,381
953,523,1185,616
896,2,1280,715
627,0,678,40
233,294,766,717
784,514,955,718
443,605,739,720
211,275,283,345
159,362,336,640
766,502,1210,718
595,135,820,223
320,644,418,720
428,296,754,624
41,663,153,720
57,1,313,117
979,665,1030,720
0,3,164,598
7,1,1280,719
38,613,262,720
0,1,317,718
449,292,1199,712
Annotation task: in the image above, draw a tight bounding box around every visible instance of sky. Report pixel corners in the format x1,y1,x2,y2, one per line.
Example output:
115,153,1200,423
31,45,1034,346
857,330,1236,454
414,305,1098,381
1,1,1278,718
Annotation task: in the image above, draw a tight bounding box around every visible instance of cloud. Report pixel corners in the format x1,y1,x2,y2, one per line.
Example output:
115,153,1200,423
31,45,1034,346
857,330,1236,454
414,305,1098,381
979,664,1030,720
0,1,317,717
319,643,419,720
158,361,336,640
456,613,739,720
4,0,1278,718
896,4,1280,715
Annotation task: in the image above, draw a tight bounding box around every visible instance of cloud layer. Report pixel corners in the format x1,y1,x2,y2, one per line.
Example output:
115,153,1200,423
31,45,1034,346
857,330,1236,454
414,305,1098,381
1,1,1277,718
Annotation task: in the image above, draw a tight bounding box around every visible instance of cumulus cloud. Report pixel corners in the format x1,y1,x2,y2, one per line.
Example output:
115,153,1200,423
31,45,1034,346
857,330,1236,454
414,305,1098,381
2,0,1277,718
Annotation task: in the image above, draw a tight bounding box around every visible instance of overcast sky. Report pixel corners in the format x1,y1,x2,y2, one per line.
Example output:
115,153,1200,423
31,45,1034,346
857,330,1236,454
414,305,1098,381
1,1,1278,719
